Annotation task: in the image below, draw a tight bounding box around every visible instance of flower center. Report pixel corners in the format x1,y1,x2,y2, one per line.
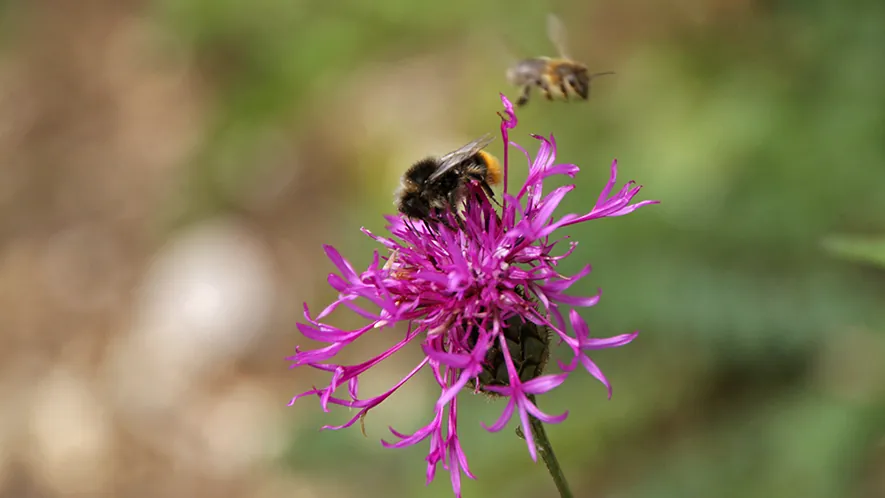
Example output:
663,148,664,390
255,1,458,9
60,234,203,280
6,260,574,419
465,314,551,396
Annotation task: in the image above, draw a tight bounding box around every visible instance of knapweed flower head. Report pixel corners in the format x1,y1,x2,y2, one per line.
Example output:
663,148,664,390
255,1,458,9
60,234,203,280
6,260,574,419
288,93,658,497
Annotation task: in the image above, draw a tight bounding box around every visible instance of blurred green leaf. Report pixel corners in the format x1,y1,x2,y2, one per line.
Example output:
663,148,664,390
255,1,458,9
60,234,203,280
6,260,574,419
822,234,885,269
620,391,879,498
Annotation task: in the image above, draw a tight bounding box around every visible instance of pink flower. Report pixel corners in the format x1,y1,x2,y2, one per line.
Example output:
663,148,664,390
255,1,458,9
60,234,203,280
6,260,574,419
288,93,659,497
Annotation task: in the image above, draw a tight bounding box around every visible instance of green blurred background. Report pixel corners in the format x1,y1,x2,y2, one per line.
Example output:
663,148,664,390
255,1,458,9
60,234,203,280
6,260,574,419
1,0,884,497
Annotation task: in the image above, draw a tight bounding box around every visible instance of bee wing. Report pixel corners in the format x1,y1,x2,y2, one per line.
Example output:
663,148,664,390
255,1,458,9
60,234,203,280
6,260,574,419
427,133,496,182
497,33,526,66
546,13,572,60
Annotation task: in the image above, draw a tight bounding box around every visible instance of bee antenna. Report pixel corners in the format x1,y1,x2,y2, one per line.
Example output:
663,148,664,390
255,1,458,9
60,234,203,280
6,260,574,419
589,71,616,79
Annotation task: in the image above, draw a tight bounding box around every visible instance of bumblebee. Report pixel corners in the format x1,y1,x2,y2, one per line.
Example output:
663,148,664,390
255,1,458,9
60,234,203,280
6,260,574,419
506,14,615,107
395,133,502,223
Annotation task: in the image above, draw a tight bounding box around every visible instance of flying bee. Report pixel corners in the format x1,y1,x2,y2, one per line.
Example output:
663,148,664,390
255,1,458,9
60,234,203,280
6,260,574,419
506,14,615,107
395,133,502,224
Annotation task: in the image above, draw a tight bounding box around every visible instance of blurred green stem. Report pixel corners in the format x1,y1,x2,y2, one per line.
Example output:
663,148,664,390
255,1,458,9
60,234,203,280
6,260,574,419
518,394,574,498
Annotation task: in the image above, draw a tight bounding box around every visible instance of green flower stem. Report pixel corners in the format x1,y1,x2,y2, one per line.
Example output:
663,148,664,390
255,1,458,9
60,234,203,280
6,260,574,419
517,394,574,498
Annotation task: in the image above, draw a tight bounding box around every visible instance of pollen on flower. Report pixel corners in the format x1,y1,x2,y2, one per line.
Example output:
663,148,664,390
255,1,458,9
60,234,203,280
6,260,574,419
287,92,659,498
427,315,456,338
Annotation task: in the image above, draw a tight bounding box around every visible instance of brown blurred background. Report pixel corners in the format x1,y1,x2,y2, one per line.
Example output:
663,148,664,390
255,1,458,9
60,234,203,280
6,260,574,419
1,0,884,497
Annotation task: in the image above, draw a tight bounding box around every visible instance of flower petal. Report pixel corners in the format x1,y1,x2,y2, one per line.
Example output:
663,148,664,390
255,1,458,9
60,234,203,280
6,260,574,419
290,90,658,498
480,397,516,433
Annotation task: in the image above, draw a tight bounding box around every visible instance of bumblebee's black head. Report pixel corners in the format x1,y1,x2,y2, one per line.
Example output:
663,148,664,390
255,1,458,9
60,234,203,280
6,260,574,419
397,190,432,220
397,156,457,221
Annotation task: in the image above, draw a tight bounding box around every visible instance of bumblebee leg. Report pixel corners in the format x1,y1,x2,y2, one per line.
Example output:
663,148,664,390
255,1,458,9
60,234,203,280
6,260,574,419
431,210,458,232
406,216,442,237
442,196,467,231
453,213,466,231
480,181,502,207
516,85,532,107
537,79,553,101
418,215,440,235
559,80,570,101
